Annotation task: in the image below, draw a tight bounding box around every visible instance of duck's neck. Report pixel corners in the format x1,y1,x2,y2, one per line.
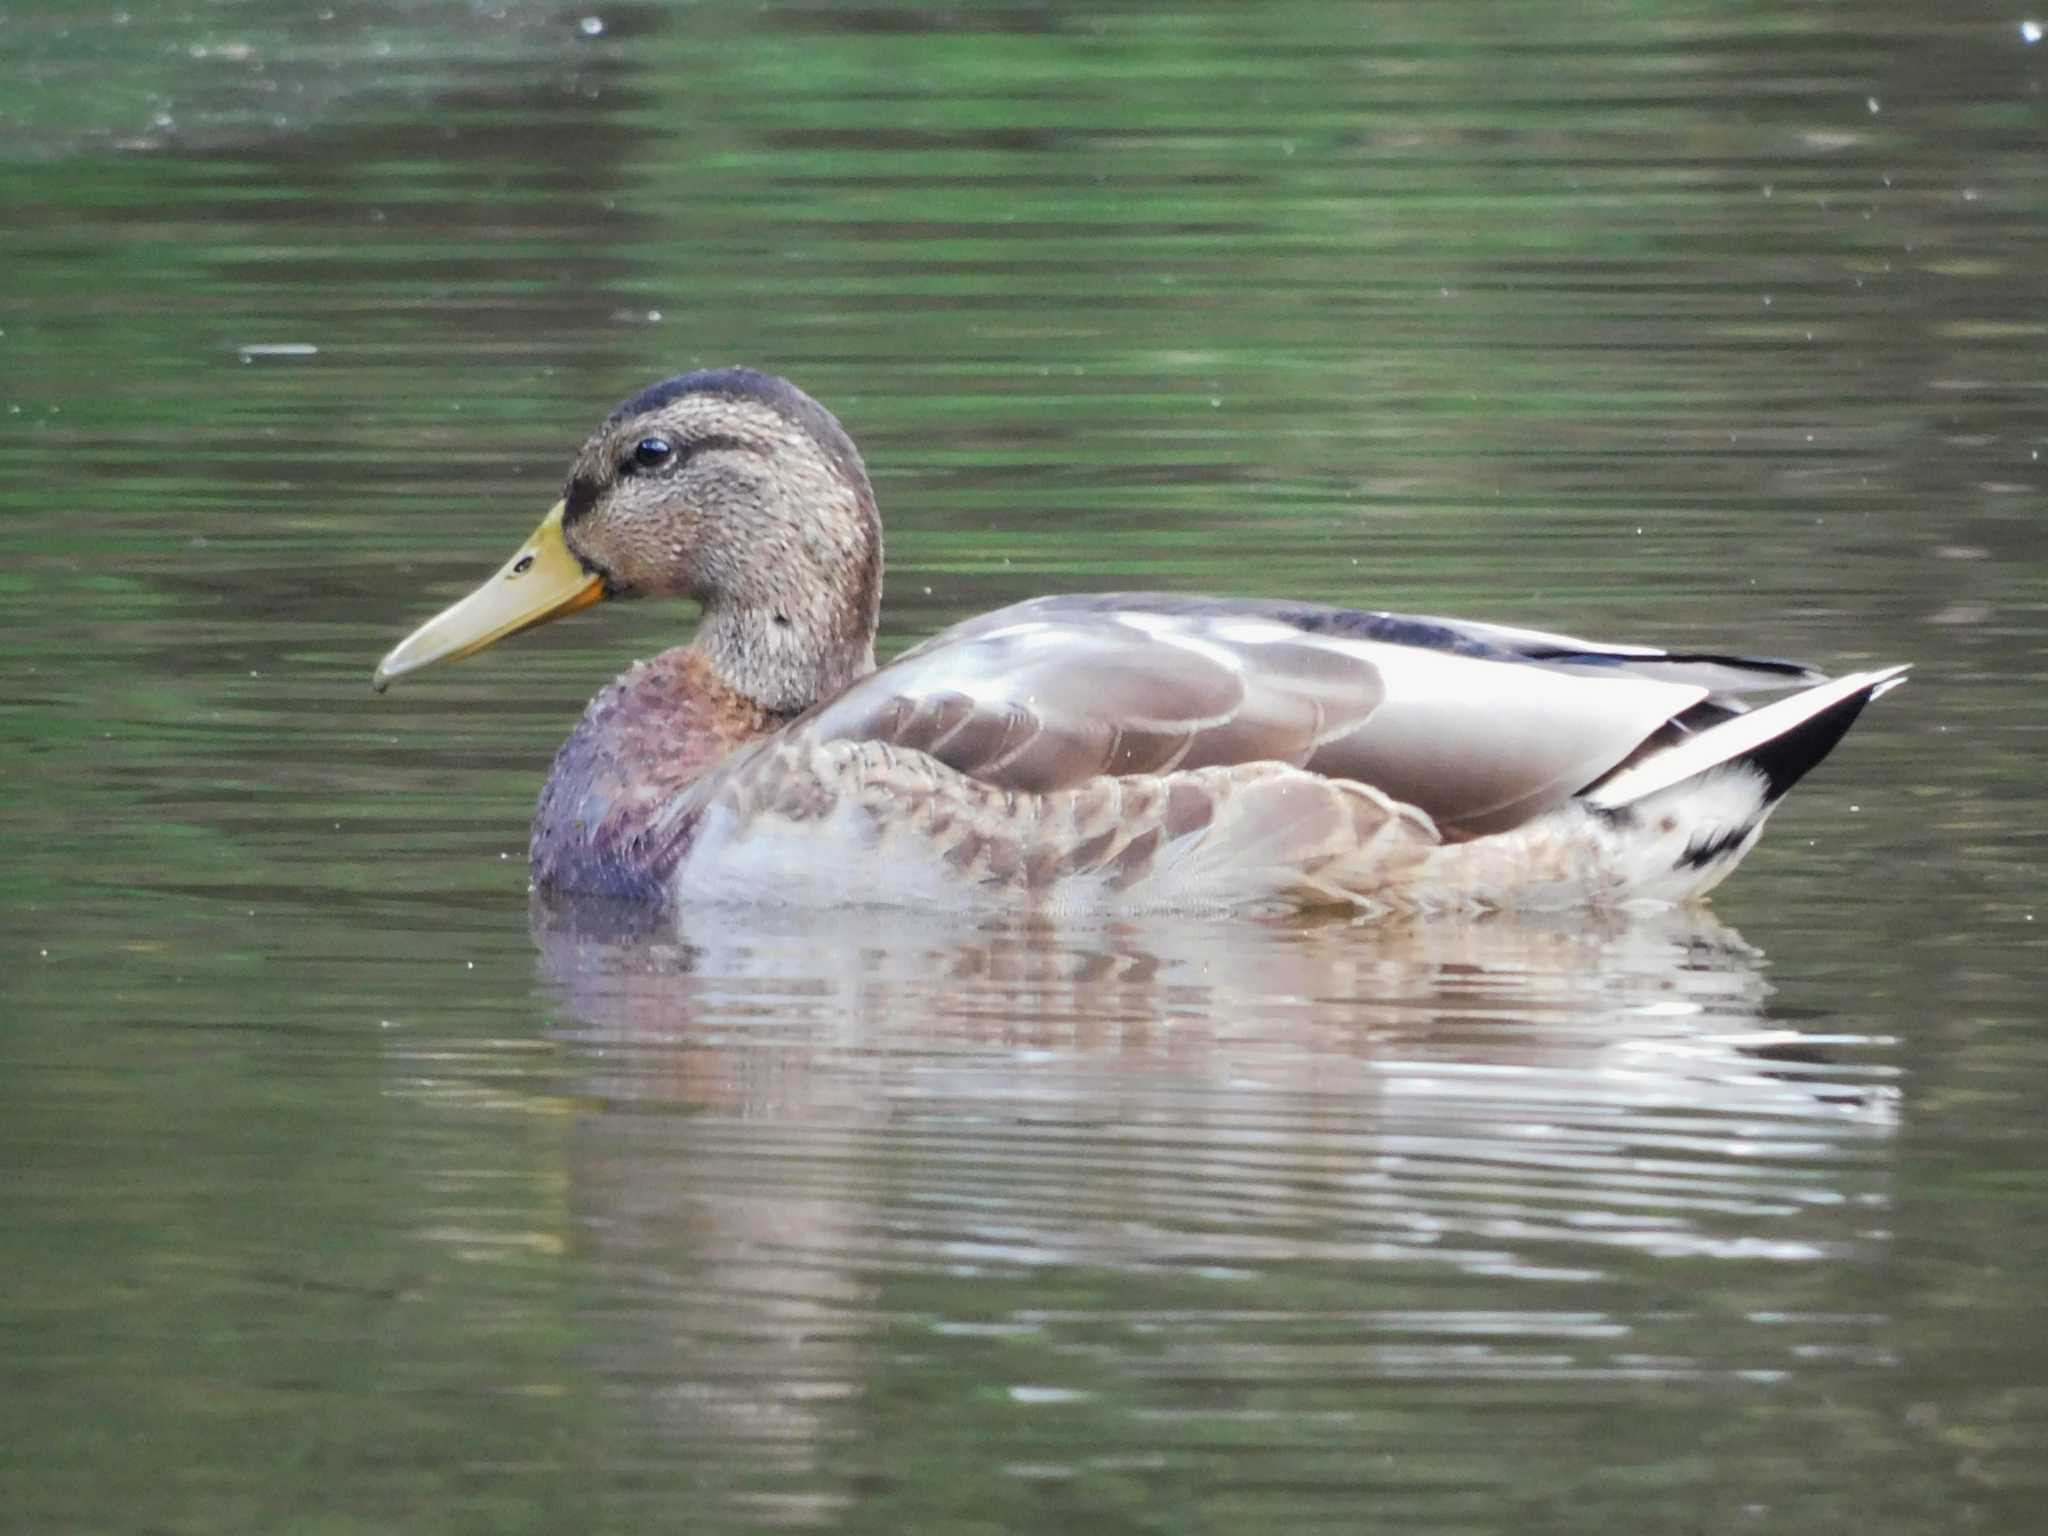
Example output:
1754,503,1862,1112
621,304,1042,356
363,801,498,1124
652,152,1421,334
530,648,781,900
692,579,880,717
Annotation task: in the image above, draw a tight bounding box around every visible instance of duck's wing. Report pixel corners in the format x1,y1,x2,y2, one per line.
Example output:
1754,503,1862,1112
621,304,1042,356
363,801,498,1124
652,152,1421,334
1391,612,1825,694
805,594,1807,839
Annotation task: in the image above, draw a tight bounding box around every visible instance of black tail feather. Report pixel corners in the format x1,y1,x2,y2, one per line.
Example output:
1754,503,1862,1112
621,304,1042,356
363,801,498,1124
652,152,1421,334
1740,687,1876,803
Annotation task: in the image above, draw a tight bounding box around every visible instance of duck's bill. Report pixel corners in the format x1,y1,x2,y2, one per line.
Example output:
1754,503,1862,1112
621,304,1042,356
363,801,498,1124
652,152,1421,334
372,500,605,691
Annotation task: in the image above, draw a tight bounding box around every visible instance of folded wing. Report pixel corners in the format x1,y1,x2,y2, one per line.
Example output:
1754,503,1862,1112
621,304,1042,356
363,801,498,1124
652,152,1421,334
802,594,1795,839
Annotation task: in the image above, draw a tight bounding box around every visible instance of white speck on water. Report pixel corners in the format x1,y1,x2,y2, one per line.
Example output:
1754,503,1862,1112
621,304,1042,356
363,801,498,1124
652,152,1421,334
579,15,605,35
465,961,475,970
1008,1386,1089,1405
1866,96,1881,113
237,342,318,361
40,949,48,958
2023,20,2043,44
922,585,933,595
1761,182,1773,198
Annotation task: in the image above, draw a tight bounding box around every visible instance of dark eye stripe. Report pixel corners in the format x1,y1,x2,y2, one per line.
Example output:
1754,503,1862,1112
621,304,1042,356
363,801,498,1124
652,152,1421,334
616,433,759,477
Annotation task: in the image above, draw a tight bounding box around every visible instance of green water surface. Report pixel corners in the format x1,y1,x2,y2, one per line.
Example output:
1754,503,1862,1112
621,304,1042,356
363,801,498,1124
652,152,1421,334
3,2,2044,1532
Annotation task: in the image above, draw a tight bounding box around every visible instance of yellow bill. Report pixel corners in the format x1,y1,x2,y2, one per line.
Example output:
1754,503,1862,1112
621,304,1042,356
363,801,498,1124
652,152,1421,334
373,500,605,691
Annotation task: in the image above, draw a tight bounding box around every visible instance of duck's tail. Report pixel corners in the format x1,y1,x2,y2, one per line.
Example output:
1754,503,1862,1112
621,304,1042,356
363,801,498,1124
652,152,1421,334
1520,664,1912,905
1581,665,1909,812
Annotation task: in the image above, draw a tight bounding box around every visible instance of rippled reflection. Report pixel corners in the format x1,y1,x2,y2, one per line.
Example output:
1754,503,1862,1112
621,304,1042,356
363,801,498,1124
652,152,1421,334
527,904,1895,1514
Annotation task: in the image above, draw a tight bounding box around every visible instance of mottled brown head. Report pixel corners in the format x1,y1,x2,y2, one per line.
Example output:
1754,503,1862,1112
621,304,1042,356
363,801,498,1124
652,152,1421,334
373,368,884,713
562,369,883,713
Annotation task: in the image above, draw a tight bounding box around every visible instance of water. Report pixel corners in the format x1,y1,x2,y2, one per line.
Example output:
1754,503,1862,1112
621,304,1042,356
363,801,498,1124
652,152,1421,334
3,1,2046,1531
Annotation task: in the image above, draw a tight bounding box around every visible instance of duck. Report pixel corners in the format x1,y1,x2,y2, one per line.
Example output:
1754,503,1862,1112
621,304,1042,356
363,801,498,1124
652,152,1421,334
373,368,1906,916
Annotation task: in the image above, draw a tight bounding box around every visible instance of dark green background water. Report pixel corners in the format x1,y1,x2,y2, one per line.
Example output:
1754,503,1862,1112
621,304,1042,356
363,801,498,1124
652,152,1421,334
4,2,2044,1531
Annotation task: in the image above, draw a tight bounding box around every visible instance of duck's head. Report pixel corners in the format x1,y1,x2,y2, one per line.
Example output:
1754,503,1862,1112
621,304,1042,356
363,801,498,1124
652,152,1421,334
373,368,882,714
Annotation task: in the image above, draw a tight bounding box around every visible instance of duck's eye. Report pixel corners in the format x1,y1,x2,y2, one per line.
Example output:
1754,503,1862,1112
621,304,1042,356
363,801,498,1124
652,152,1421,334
630,436,675,471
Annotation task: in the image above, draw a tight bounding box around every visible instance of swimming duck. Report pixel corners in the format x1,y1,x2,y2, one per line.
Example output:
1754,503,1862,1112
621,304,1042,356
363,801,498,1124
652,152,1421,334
374,368,1905,915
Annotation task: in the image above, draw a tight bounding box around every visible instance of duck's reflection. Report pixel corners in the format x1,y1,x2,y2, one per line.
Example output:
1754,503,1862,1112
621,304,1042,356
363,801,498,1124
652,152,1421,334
526,902,1895,1511
533,901,1891,1132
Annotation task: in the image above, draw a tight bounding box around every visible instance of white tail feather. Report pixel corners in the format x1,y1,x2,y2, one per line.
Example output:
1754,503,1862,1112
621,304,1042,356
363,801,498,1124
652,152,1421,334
1584,665,1909,810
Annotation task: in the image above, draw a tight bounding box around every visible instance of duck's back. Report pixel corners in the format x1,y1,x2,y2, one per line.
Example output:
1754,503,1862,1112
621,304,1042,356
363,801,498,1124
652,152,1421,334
799,594,1812,840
